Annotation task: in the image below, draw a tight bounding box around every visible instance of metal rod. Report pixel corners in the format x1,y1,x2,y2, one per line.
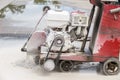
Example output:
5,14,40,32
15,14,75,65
21,9,49,52
80,5,96,52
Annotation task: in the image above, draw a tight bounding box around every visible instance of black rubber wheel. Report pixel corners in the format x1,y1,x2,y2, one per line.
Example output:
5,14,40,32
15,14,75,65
59,60,74,72
34,56,40,65
102,58,120,75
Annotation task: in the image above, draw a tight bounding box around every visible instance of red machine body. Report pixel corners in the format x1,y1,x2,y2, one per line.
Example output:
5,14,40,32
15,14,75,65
41,0,120,75
92,4,120,61
22,0,120,75
40,1,120,74
51,2,120,62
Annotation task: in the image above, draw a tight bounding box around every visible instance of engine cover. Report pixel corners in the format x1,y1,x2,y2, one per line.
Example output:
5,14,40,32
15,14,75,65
46,10,70,28
46,30,73,52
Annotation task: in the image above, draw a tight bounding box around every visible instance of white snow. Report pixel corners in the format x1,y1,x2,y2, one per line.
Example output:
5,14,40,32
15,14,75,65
0,37,119,80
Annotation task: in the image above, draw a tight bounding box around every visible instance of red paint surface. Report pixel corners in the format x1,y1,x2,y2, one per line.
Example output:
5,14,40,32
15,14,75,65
50,53,90,62
93,4,120,62
89,0,97,5
89,0,101,6
60,55,88,62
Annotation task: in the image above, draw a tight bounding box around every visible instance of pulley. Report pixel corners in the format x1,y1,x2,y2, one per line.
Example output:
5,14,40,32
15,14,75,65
53,35,65,47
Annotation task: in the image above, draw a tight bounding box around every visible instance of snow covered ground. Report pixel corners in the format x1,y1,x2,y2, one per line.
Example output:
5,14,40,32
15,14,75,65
0,0,120,80
0,37,119,80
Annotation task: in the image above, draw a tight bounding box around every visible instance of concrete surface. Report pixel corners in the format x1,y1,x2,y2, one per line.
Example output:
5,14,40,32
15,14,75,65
0,38,119,80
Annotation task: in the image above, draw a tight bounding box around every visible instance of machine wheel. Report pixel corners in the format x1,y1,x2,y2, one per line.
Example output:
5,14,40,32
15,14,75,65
34,56,40,65
102,58,120,75
43,59,55,71
59,60,74,72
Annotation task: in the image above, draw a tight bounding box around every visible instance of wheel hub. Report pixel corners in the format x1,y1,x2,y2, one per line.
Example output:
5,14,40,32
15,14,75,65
102,58,120,75
107,62,119,73
60,61,74,72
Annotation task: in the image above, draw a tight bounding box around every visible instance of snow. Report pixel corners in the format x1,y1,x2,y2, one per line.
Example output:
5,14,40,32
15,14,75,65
0,37,119,80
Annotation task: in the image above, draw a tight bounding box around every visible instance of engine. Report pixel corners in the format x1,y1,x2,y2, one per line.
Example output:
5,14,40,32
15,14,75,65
41,9,89,53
